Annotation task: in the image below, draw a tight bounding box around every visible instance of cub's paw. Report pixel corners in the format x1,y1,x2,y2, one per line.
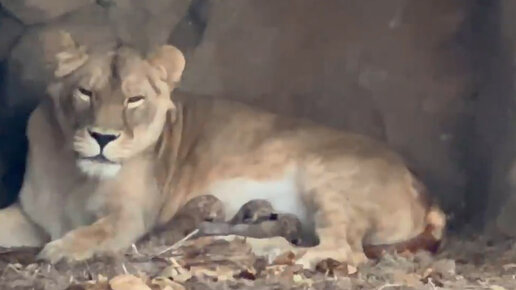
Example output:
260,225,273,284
37,238,93,264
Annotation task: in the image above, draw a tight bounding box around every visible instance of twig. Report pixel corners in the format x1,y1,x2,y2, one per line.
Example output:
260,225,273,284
121,263,128,274
157,229,199,255
131,244,140,255
427,277,437,290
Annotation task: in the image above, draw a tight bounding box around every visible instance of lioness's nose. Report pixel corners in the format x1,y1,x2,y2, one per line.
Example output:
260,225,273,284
88,129,120,149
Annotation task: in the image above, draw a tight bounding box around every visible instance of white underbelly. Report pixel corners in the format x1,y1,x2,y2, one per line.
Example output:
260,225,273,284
208,175,309,226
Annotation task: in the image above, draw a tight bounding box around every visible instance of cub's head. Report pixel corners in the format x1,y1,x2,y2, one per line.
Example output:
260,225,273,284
47,32,185,178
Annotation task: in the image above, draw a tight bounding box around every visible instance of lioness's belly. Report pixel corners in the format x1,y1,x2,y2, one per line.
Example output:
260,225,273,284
208,173,309,225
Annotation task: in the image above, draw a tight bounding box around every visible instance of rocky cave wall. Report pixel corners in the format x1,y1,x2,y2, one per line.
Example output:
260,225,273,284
0,0,514,235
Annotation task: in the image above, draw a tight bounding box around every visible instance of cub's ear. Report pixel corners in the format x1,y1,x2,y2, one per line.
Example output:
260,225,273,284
147,45,186,88
53,31,89,78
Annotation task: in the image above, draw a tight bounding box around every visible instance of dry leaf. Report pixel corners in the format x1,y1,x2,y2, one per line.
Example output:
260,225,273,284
430,259,456,278
182,236,227,249
273,251,297,265
66,281,110,290
399,250,414,259
159,264,192,283
502,263,516,271
391,271,424,288
189,265,236,281
347,264,358,275
235,235,297,263
109,274,151,290
489,286,507,290
150,276,186,290
315,258,355,277
292,273,313,287
235,269,257,280
83,281,111,290
263,264,289,277
420,268,444,287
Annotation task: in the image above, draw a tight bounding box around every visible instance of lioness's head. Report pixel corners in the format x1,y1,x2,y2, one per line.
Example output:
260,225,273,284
47,32,185,179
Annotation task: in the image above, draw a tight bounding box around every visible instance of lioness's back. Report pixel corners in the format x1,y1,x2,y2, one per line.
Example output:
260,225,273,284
174,91,404,165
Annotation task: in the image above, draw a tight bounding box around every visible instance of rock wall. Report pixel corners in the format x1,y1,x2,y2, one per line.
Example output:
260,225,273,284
484,0,516,235
0,0,512,232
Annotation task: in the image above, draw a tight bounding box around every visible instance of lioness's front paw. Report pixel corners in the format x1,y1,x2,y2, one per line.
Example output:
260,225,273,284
295,248,352,269
295,251,325,269
37,238,93,264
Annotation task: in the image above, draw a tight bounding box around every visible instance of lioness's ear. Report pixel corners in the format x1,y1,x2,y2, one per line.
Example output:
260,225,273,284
147,45,186,88
53,31,89,78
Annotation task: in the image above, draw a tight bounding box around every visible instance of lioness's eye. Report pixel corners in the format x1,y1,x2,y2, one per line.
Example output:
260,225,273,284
78,87,93,97
75,87,92,102
126,95,145,109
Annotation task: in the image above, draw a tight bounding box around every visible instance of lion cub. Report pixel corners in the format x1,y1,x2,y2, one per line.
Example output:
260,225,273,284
229,199,276,224
194,199,304,246
140,195,225,246
146,197,304,247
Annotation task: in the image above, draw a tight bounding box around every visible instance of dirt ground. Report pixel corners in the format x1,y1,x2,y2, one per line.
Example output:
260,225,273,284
0,231,515,290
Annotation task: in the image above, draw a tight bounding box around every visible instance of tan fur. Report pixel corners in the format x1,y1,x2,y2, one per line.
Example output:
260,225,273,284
0,31,446,267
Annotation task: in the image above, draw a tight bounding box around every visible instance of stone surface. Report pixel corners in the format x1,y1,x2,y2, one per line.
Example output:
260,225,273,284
181,0,472,211
168,0,213,58
108,0,192,53
487,0,516,234
3,4,115,112
2,0,192,112
0,11,24,61
0,0,94,25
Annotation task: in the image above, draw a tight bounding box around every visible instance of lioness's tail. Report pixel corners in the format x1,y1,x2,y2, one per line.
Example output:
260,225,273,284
364,204,446,259
364,169,447,259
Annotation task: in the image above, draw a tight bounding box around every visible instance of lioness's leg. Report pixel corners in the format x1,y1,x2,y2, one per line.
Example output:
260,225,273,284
294,160,435,267
37,211,146,263
245,179,369,268
294,184,369,268
244,194,367,269
0,202,48,247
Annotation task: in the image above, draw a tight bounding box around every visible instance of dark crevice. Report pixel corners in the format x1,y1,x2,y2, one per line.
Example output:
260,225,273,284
168,0,212,57
0,59,28,209
461,0,514,228
0,3,25,27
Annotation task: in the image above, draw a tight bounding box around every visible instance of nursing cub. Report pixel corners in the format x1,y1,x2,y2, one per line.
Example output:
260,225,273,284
0,31,445,267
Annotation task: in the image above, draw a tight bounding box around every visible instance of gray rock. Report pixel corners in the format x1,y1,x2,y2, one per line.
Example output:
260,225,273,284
108,0,191,53
0,0,94,25
484,0,516,229
430,259,456,280
0,12,24,60
3,4,115,111
496,195,516,237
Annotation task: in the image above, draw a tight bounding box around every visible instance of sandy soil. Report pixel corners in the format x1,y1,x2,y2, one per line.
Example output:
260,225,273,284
1,231,515,290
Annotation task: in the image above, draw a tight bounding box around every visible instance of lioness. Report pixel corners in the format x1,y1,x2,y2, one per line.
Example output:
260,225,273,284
0,32,446,267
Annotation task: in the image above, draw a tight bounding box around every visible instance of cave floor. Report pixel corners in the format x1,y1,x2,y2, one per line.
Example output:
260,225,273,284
0,233,515,290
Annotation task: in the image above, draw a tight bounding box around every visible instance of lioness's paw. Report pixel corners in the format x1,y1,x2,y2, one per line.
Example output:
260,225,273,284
37,238,92,264
350,251,368,265
295,251,326,269
295,248,354,270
